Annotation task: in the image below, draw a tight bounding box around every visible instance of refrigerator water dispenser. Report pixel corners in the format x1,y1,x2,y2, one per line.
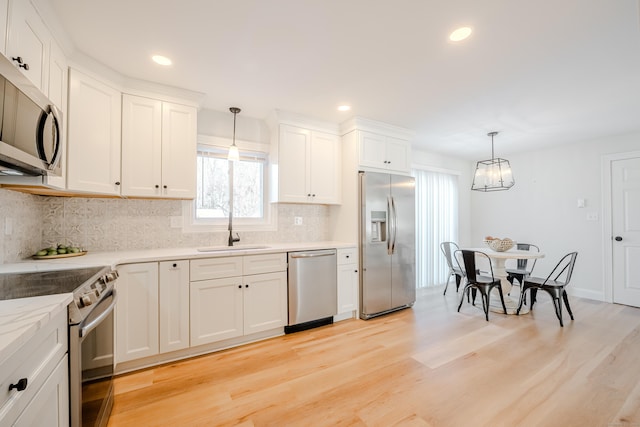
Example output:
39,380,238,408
370,210,387,242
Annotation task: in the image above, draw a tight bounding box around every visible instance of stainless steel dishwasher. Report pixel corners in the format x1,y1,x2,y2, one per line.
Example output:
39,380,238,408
286,249,337,333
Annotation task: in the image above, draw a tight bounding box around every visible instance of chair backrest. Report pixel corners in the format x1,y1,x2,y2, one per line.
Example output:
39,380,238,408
455,250,494,282
440,242,461,271
544,252,578,286
515,243,540,271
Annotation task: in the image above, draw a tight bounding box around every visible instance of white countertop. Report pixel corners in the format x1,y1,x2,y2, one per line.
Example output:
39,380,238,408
0,293,72,365
0,241,355,363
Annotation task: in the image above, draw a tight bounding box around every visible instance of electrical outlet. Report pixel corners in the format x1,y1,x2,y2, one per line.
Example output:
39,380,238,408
170,216,182,228
4,217,13,235
294,216,303,225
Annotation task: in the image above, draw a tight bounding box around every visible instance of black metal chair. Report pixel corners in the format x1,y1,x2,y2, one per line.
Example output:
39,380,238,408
455,250,507,321
440,242,464,295
506,243,540,287
516,252,578,327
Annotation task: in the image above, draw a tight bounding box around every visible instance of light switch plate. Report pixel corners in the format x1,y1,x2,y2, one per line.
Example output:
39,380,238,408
294,216,303,225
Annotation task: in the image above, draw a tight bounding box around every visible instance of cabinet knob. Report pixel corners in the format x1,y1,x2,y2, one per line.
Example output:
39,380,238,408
9,378,28,392
163,185,168,189
354,269,358,273
12,57,29,70
615,236,623,241
115,181,121,186
312,194,316,197
345,255,350,259
307,193,312,197
172,263,177,268
238,285,242,289
155,185,160,189
245,284,249,288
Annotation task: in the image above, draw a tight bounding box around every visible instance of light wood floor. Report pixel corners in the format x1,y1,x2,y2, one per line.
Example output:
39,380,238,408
107,286,640,426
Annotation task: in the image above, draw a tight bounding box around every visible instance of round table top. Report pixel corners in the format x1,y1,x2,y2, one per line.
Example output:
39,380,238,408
465,247,545,260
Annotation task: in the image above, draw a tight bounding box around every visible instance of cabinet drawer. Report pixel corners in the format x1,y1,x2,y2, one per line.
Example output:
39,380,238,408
190,257,243,281
243,253,287,275
337,247,358,265
0,309,67,423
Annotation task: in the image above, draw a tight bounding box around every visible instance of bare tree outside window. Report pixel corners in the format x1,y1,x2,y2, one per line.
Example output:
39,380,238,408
196,148,265,219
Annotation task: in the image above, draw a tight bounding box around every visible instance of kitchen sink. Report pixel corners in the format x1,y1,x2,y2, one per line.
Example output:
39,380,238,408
196,245,271,252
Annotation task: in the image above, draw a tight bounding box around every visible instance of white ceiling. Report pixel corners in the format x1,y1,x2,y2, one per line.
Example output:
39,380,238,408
47,0,640,159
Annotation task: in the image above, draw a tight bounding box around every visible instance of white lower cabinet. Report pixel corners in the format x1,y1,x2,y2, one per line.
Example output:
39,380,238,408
12,355,68,427
0,310,68,426
190,277,243,346
190,254,287,347
337,247,359,315
159,261,190,353
115,254,287,366
116,260,189,364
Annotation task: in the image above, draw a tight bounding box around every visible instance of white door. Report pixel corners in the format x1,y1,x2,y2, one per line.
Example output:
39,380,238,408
115,263,159,363
161,102,197,198
121,95,163,197
612,156,640,307
243,272,287,335
159,260,190,353
190,277,243,346
309,131,340,204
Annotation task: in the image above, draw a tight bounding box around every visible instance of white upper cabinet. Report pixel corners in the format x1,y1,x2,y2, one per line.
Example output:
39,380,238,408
358,130,411,174
273,124,341,204
47,39,68,113
6,0,50,92
160,101,197,198
121,94,196,199
0,0,8,55
67,69,122,195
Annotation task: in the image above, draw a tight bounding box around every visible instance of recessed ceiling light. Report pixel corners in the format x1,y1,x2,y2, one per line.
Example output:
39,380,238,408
152,55,172,66
337,105,351,112
449,27,472,42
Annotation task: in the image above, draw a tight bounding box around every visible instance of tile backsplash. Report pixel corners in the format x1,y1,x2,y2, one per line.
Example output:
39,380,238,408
0,188,329,263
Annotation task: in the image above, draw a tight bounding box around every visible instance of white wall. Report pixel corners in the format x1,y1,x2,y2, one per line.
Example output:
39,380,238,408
469,131,640,301
411,149,473,247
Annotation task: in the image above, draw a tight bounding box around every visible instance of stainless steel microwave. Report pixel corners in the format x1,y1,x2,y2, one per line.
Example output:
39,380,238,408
0,53,62,177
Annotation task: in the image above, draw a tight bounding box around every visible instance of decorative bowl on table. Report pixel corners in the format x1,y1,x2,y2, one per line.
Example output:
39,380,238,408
483,237,515,252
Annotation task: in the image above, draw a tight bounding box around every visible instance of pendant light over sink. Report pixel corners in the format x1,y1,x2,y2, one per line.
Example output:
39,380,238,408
471,131,515,192
227,107,241,162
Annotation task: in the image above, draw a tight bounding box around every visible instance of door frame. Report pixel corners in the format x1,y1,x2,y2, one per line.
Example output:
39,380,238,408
602,150,640,303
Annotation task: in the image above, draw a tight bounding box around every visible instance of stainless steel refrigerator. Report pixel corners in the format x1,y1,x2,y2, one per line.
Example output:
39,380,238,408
359,171,416,319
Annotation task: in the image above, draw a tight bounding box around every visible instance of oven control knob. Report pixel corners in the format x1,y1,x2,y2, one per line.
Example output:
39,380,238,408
80,294,93,307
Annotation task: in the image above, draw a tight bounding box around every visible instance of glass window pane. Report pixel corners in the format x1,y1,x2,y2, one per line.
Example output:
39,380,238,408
195,149,265,220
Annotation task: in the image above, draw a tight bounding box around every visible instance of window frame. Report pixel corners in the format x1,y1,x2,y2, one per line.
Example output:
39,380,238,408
182,135,277,233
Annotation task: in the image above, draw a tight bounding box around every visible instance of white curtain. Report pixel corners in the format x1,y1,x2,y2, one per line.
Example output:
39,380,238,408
413,169,459,288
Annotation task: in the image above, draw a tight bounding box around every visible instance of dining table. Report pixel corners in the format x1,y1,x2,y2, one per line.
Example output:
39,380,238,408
463,247,545,314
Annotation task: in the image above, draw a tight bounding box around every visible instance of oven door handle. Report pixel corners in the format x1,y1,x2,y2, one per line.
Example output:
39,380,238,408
79,289,118,338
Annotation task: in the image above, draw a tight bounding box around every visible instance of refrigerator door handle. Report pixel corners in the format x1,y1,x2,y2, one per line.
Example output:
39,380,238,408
387,196,393,255
390,196,397,254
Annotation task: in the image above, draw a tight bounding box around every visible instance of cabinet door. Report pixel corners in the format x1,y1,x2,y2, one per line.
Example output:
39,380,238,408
0,0,7,55
358,131,388,169
161,102,197,198
13,355,68,427
309,131,341,204
47,39,67,113
243,271,287,335
115,263,159,363
121,95,163,197
385,136,411,174
6,0,49,92
277,125,310,203
67,69,122,195
159,260,190,353
337,264,358,314
43,40,67,191
190,277,243,346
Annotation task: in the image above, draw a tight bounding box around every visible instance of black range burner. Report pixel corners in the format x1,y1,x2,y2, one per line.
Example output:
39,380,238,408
0,266,106,301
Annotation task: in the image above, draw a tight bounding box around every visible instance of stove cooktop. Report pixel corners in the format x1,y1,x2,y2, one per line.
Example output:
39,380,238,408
0,266,107,301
